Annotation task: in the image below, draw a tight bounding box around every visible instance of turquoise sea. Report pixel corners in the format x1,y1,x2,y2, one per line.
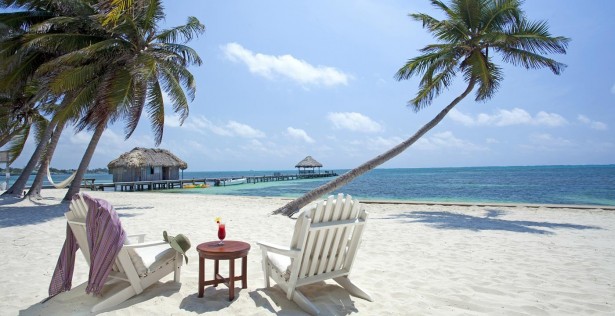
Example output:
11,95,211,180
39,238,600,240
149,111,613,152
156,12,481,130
7,164,615,206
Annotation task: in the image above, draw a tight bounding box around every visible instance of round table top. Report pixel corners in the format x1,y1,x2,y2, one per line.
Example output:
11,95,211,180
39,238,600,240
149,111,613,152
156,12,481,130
197,240,251,260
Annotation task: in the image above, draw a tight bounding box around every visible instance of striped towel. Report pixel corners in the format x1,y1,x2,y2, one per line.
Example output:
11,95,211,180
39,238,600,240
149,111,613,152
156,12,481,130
48,223,79,298
83,193,126,295
47,193,126,298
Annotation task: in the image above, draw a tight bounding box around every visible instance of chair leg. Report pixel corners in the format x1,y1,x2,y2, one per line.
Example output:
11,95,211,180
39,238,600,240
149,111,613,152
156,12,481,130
291,289,321,316
174,265,181,282
274,280,320,315
333,276,373,301
91,284,137,313
261,250,270,288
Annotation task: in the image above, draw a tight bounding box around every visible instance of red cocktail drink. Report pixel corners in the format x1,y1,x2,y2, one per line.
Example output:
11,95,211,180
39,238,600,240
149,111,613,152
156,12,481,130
218,223,226,245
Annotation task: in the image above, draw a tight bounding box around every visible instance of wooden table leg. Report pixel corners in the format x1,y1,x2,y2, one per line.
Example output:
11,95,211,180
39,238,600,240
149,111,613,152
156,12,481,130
229,258,235,301
242,255,248,289
198,255,204,298
214,259,219,287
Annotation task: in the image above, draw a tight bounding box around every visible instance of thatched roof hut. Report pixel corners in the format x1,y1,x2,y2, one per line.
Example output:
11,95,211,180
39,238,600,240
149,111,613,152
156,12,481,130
108,147,187,182
295,156,323,174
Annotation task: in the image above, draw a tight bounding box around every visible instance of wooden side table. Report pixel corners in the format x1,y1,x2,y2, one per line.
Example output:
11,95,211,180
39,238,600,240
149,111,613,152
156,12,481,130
197,240,251,301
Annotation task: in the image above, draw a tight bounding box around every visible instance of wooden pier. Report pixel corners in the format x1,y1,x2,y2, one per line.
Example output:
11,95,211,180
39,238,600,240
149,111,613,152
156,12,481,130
244,172,338,184
82,171,338,192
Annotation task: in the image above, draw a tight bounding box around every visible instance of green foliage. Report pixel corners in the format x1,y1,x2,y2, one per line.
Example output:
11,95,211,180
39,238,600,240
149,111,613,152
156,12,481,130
0,0,205,181
395,0,570,109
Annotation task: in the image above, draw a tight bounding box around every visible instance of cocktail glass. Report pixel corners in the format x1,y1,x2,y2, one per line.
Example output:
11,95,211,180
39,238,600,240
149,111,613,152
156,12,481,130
217,223,226,245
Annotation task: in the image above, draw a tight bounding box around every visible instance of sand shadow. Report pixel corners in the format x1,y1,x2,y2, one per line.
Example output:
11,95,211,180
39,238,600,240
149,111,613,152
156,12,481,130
388,209,601,234
114,205,154,211
247,283,360,315
179,287,250,313
20,280,181,315
0,202,142,228
0,203,67,228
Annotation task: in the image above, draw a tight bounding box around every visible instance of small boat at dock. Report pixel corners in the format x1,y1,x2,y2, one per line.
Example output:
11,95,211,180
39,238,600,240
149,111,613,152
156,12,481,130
217,178,247,186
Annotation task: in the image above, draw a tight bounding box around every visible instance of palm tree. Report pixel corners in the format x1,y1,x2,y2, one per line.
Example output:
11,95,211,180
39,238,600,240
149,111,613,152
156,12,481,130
0,0,98,197
58,0,204,201
1,0,203,199
274,0,569,216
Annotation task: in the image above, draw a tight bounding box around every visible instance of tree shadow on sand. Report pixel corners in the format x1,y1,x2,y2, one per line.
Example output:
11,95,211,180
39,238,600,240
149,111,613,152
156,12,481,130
0,203,68,228
388,209,601,235
0,199,142,229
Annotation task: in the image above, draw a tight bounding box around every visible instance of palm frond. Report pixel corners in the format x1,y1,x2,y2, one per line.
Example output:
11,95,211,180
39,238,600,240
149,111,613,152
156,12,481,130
31,112,49,144
146,79,165,145
6,123,29,164
155,16,205,44
150,43,203,66
397,0,568,107
122,79,147,141
0,10,53,31
462,50,501,101
48,63,104,93
157,58,196,100
505,20,570,55
450,0,483,32
497,46,567,74
158,66,189,122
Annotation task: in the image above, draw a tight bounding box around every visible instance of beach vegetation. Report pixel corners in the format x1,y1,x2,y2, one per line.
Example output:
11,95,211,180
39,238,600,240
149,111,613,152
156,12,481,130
0,0,205,199
274,0,570,216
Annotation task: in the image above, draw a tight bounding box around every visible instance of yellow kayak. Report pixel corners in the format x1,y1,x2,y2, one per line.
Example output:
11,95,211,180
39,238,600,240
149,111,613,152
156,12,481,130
183,183,208,189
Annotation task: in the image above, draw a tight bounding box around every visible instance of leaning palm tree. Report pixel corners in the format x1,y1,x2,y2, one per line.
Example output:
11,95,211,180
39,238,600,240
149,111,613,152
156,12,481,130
60,0,204,201
274,0,569,216
0,0,99,197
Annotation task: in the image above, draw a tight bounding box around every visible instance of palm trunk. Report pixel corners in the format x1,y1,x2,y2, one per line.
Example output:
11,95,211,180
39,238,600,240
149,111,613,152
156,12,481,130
27,121,66,199
1,118,58,197
274,79,476,216
63,120,106,201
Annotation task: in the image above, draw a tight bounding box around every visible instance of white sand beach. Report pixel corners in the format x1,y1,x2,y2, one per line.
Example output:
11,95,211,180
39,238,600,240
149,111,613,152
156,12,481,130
1,189,614,315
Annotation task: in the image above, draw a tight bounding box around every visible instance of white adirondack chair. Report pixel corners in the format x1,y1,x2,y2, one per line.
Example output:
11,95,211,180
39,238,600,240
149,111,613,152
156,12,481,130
65,193,183,312
258,193,372,315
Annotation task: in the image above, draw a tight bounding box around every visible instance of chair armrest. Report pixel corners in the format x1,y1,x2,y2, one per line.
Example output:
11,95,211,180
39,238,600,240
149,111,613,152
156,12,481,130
257,241,300,258
126,234,147,243
124,240,168,249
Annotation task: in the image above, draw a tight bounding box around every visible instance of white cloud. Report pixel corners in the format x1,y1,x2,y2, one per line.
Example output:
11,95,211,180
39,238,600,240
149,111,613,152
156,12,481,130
415,131,486,151
165,115,264,138
534,111,568,126
327,112,382,133
69,131,92,145
164,115,182,128
226,121,266,138
578,115,608,131
529,133,573,147
450,108,567,127
287,127,315,143
221,42,351,87
448,110,475,126
350,136,404,151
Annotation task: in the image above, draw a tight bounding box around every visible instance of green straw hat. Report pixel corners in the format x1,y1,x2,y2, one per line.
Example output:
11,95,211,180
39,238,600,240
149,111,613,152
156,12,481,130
163,231,191,264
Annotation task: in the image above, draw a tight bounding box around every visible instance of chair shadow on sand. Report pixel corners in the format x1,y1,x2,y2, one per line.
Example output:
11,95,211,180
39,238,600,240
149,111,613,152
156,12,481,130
389,209,601,234
178,283,358,315
19,280,181,315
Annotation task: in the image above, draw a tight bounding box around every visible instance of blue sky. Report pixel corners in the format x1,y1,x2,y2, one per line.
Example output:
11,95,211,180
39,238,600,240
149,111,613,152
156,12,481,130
7,0,615,171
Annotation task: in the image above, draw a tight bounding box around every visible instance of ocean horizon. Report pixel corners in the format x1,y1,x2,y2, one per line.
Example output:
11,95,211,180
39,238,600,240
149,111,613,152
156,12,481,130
5,164,615,206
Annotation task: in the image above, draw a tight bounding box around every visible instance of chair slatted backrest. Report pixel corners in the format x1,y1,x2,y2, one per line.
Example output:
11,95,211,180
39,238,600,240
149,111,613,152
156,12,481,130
66,194,124,273
66,194,91,265
294,194,368,282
